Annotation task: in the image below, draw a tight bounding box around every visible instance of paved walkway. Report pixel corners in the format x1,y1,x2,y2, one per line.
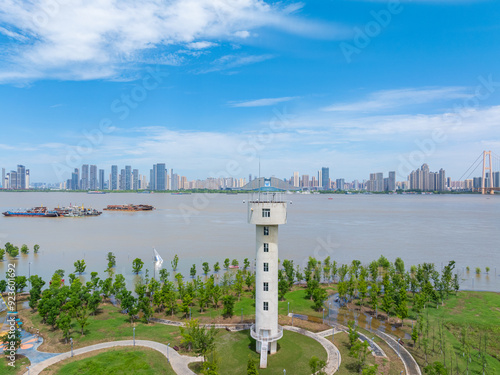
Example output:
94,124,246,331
284,326,341,374
22,340,203,375
375,330,422,375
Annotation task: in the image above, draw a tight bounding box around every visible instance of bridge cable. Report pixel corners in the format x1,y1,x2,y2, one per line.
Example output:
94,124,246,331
457,152,484,182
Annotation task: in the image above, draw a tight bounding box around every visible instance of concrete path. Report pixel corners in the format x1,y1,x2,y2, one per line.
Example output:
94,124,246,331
284,326,341,374
22,340,203,375
375,330,422,375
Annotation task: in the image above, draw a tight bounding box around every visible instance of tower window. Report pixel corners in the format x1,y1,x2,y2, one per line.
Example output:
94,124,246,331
263,262,269,272
263,302,269,311
263,226,269,235
262,208,270,218
263,243,269,252
263,282,269,291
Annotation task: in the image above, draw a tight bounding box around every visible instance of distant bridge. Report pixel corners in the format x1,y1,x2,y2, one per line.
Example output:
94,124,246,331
460,151,500,194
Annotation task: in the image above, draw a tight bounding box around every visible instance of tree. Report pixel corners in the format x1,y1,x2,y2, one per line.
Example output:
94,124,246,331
278,272,289,301
475,267,481,275
347,321,359,349
358,275,368,308
74,259,86,275
21,244,29,254
190,264,197,278
159,268,170,284
394,257,405,274
395,286,408,326
411,324,419,347
350,340,370,373
312,287,327,311
7,245,19,258
1,328,22,359
231,259,239,267
106,252,116,271
75,305,90,335
132,258,144,274
223,258,230,270
423,361,447,375
202,262,210,275
362,364,378,375
222,295,235,318
213,262,220,273
57,312,72,343
247,355,259,375
309,355,326,375
34,244,40,254
121,290,139,323
243,258,250,271
171,254,179,271
0,248,4,261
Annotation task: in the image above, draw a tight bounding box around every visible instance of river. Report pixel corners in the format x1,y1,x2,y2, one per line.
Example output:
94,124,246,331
0,192,498,292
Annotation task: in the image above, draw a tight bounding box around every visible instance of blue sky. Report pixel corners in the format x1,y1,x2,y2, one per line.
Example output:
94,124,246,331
0,0,500,183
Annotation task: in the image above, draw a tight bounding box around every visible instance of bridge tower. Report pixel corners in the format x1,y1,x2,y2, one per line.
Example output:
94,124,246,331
481,150,494,195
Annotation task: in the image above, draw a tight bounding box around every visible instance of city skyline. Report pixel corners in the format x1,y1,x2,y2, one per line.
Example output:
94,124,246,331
1,2,500,183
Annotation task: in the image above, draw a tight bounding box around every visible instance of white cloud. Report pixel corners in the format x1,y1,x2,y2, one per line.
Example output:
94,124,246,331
229,96,298,107
0,0,344,83
187,41,218,50
323,87,470,112
199,53,274,73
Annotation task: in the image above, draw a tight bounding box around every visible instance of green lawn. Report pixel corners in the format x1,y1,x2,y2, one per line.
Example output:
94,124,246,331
190,329,327,375
19,304,182,354
403,291,500,374
0,356,30,375
41,347,175,375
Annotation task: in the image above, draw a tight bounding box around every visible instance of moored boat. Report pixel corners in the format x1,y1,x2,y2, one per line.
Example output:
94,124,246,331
103,204,155,211
2,207,59,217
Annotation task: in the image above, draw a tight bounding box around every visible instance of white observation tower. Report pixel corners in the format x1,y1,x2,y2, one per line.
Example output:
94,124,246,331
248,187,287,368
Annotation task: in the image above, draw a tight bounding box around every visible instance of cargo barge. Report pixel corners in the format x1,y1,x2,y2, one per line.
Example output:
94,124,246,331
2,207,59,217
103,204,154,211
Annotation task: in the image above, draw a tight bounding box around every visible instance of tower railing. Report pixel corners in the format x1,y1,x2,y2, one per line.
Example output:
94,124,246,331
250,324,283,343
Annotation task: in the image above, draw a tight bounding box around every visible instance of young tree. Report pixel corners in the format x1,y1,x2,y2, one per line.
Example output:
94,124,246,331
202,262,210,275
190,264,197,278
159,268,170,284
231,259,239,267
171,254,179,271
309,355,326,375
243,258,250,271
56,312,72,343
1,328,22,359
21,244,29,254
213,262,220,273
222,295,235,318
0,248,5,261
75,305,90,335
132,258,144,274
121,290,139,323
350,340,370,373
394,257,405,274
223,258,230,270
312,287,327,311
106,252,116,271
411,324,419,347
74,259,86,275
247,355,259,375
33,244,40,254
7,245,19,258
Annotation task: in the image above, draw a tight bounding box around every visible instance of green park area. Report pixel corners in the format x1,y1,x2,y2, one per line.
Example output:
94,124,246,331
1,251,499,374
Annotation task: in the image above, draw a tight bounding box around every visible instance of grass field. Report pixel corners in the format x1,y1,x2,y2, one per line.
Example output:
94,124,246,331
402,291,500,374
0,355,30,375
19,304,182,354
190,329,327,375
40,347,175,375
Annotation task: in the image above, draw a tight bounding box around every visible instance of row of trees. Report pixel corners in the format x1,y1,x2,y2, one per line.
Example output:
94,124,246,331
0,242,40,259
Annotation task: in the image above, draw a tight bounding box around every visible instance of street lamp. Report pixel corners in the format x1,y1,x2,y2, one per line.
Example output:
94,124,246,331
287,302,290,315
70,338,73,357
283,370,286,374
167,343,170,363
28,262,32,283
133,327,136,346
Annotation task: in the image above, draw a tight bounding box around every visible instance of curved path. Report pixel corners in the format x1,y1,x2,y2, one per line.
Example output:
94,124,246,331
22,340,203,375
284,326,341,374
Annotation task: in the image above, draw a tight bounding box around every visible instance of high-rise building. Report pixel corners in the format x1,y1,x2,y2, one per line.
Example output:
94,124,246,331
89,165,97,190
408,164,446,191
152,163,166,190
125,165,132,190
493,172,500,188
25,169,30,189
71,168,79,190
1,168,4,189
111,165,118,190
81,164,89,190
301,174,309,188
293,172,299,187
321,167,329,190
336,178,345,191
133,169,139,190
98,169,105,190
17,165,26,189
388,171,396,192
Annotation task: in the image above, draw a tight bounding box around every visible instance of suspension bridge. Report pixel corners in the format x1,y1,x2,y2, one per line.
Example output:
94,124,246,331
459,150,500,194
